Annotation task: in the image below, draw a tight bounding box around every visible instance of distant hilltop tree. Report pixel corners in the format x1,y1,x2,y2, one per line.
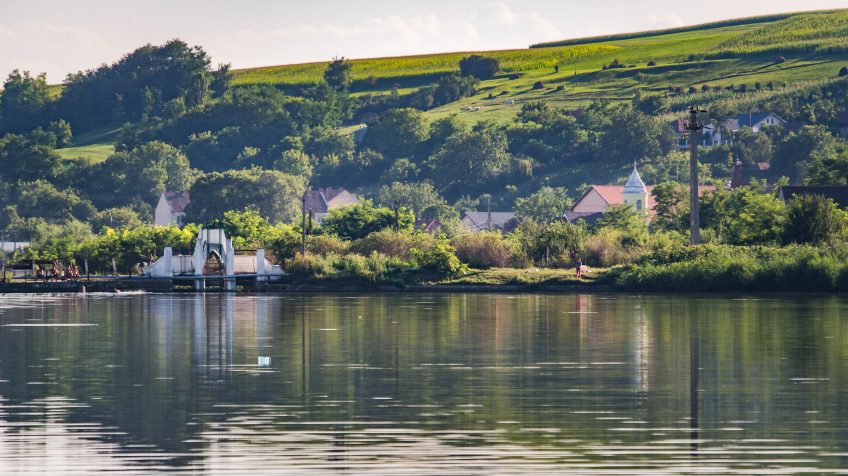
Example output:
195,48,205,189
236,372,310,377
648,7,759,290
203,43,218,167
324,56,352,90
459,55,500,80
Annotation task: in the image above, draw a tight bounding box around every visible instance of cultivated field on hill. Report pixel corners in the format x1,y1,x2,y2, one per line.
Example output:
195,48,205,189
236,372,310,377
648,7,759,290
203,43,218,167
55,9,848,159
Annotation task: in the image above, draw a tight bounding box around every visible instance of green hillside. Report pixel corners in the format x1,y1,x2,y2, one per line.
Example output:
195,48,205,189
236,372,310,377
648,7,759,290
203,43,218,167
230,9,848,125
46,9,848,164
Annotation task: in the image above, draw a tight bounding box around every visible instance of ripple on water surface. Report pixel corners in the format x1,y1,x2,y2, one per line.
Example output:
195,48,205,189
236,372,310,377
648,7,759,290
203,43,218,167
0,293,847,474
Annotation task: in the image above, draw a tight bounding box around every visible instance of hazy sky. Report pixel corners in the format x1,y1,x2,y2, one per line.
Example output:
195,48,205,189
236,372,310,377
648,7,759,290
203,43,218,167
2,0,846,82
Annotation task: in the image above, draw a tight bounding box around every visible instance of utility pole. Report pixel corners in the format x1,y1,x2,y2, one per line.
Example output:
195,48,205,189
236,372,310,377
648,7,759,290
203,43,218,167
485,194,492,231
393,201,400,232
686,106,705,245
300,193,306,257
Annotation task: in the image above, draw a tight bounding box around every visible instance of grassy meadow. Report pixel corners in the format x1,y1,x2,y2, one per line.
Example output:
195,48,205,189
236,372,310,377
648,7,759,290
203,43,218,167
54,124,122,162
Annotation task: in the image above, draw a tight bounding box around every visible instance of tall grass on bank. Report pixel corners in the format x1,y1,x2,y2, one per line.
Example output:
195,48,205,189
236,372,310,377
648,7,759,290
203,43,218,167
616,244,848,292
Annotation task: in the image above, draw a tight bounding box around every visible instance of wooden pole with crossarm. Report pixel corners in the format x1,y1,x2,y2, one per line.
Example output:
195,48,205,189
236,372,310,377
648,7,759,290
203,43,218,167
686,106,705,245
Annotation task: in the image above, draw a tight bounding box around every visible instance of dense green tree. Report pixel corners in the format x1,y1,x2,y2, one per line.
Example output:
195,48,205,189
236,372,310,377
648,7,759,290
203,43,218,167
207,208,271,249
31,219,94,261
515,187,571,223
59,39,213,132
517,101,559,125
324,57,352,90
782,194,847,244
47,120,73,147
90,141,193,208
0,134,62,182
426,124,512,197
187,167,306,224
0,70,51,133
730,127,773,166
771,125,836,177
90,207,144,232
459,55,500,79
210,63,232,98
376,182,447,216
384,158,420,182
806,139,848,185
363,108,428,159
513,220,587,265
273,149,314,178
701,186,786,244
587,103,674,167
15,180,95,221
321,200,414,240
595,204,648,241
651,182,689,232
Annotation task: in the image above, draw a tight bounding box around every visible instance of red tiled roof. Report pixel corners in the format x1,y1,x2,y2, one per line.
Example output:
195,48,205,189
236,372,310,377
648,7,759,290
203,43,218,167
591,185,656,210
584,184,716,214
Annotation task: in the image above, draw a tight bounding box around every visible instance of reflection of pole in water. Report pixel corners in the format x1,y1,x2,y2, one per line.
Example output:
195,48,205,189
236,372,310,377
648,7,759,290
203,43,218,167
690,314,699,456
301,302,309,407
218,295,223,377
225,293,233,370
633,313,651,393
394,309,400,395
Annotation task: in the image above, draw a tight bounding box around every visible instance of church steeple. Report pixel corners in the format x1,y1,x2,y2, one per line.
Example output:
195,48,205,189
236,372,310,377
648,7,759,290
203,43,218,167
623,164,647,195
622,164,649,213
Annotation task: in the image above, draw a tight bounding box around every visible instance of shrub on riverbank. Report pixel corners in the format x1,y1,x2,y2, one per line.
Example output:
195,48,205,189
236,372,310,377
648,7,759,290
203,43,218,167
452,231,515,268
350,229,435,259
616,244,848,292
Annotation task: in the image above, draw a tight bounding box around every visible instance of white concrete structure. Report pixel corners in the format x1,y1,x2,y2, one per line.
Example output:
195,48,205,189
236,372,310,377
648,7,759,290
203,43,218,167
154,191,190,227
145,228,282,289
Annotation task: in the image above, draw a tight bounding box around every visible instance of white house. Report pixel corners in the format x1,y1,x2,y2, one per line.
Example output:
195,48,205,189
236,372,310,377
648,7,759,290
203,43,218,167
726,112,786,133
154,191,190,227
672,120,725,149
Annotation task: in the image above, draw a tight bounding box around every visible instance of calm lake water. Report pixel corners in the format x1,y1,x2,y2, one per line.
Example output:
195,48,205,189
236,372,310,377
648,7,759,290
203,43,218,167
1,292,848,474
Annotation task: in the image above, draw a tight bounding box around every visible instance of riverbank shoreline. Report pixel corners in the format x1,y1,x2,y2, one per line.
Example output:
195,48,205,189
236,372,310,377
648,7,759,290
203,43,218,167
0,279,611,294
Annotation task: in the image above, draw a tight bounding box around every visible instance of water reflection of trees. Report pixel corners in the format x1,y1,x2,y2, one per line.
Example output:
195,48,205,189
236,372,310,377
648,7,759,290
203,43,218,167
0,294,847,468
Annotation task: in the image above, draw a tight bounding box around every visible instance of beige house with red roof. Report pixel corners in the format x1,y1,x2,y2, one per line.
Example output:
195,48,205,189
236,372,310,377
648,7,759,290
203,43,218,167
568,167,714,223
154,191,190,227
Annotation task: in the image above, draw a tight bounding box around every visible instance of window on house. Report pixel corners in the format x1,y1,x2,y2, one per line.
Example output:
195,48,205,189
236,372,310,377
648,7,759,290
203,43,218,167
636,200,642,210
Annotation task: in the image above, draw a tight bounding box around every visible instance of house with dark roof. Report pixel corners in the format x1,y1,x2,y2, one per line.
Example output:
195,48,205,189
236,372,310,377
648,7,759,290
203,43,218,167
303,187,360,224
460,211,517,232
414,218,443,234
154,191,190,227
779,186,848,208
728,161,772,189
726,112,786,133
